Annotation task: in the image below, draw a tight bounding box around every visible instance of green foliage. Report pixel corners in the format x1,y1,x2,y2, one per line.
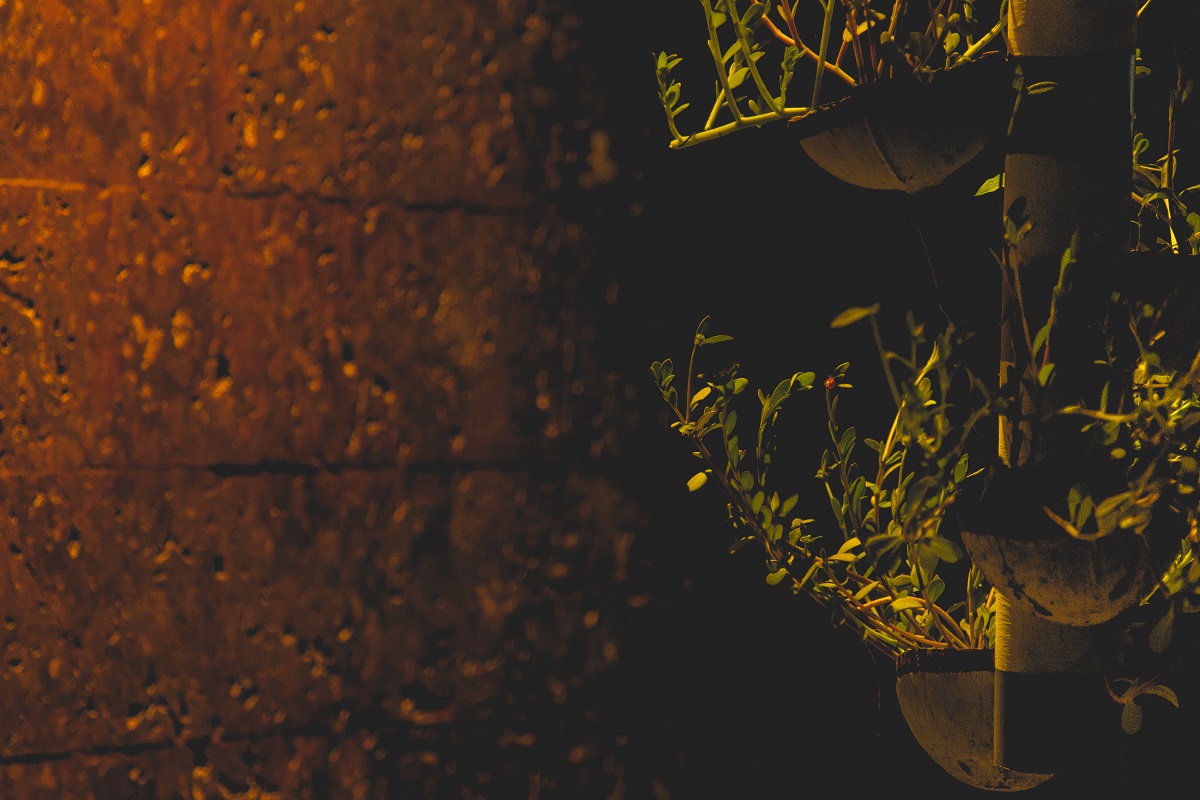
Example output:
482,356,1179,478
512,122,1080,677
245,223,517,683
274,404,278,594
1130,40,1200,254
652,313,996,658
647,0,1200,739
653,0,1007,149
978,36,1199,254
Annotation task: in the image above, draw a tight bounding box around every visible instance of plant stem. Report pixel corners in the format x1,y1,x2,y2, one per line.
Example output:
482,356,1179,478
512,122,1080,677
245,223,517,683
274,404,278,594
844,4,870,81
729,0,783,114
811,0,838,106
761,14,857,86
701,0,746,126
957,13,1008,64
669,107,814,149
871,316,903,410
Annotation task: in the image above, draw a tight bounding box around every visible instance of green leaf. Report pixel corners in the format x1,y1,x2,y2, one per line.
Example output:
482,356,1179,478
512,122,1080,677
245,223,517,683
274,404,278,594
863,628,900,647
687,472,709,492
838,426,856,458
1121,700,1144,734
768,377,793,413
765,567,788,585
741,2,765,28
1096,491,1132,519
1025,80,1058,95
690,386,712,407
828,492,844,528
780,494,798,517
925,576,946,604
1037,362,1055,386
830,305,881,329
952,454,969,484
651,359,674,386
890,596,925,612
1140,684,1180,708
853,580,880,601
1149,605,1175,653
974,173,1003,196
923,536,963,564
798,559,821,588
1032,322,1050,356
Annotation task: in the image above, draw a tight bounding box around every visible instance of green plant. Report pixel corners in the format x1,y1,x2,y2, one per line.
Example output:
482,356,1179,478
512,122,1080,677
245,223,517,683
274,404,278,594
654,0,1008,149
973,3,1200,255
647,0,1200,748
998,228,1200,731
651,309,998,660
650,219,1200,728
1132,43,1200,255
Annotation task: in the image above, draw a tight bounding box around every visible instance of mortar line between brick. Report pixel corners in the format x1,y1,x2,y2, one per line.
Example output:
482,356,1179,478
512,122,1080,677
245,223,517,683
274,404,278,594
0,176,529,217
0,706,408,766
0,457,565,479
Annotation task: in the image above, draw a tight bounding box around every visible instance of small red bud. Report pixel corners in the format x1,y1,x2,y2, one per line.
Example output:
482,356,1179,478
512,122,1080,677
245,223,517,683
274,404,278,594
824,377,836,391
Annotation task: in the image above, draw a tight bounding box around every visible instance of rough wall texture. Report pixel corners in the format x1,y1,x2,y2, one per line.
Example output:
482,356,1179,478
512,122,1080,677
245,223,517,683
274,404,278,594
0,1,637,797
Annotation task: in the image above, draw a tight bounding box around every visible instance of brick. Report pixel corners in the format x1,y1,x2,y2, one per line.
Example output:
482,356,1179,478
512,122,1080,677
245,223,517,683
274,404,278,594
211,0,542,205
0,186,539,469
0,0,215,191
0,469,448,755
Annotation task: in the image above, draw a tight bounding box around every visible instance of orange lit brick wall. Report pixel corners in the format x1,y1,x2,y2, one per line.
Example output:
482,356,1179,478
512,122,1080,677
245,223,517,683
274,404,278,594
0,1,633,796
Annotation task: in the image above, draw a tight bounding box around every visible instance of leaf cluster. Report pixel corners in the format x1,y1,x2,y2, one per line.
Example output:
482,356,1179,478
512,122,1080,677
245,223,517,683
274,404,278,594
651,312,997,660
654,0,1007,149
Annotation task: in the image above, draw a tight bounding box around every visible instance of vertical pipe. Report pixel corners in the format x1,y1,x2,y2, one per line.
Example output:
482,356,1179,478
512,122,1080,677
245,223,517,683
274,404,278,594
993,0,1138,774
992,593,1119,773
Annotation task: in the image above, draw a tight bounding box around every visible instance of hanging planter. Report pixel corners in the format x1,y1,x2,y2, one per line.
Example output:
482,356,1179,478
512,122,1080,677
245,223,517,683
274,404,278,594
956,463,1182,627
989,593,1120,775
788,51,1014,193
959,252,1199,628
894,648,1054,791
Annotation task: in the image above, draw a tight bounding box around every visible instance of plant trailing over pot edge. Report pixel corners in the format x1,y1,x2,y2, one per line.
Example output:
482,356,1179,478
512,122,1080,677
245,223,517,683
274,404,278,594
650,310,1061,790
653,0,1011,191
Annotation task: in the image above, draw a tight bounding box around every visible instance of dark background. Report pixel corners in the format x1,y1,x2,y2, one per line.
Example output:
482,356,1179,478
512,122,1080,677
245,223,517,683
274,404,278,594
546,1,1200,797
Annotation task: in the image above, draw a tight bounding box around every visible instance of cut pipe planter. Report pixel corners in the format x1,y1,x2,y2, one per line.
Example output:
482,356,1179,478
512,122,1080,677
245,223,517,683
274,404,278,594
895,648,1054,792
957,465,1181,627
991,593,1120,775
789,51,1013,193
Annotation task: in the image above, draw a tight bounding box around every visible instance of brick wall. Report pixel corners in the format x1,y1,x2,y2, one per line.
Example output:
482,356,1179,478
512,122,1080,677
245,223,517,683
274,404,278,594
0,1,638,796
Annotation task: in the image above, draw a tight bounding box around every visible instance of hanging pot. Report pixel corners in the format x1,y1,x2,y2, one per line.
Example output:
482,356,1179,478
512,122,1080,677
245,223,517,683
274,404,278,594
990,593,1120,776
956,463,1181,627
789,50,1014,193
894,648,1054,791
